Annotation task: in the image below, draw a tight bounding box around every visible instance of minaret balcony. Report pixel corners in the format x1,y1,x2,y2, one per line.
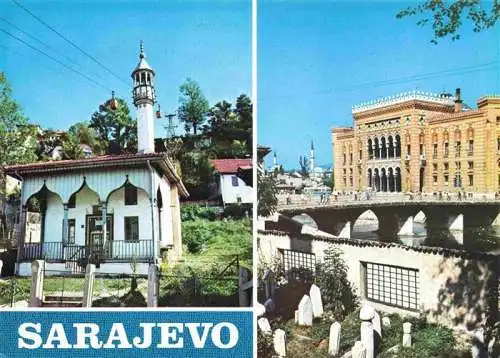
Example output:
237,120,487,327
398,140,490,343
133,86,156,104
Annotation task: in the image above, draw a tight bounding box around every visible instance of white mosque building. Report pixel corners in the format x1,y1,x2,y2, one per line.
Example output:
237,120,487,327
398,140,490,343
5,43,188,276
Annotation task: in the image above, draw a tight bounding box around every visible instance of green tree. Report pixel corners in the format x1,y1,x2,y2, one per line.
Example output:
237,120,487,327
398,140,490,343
68,121,105,155
257,171,278,217
177,145,215,200
234,94,252,154
204,94,252,158
298,155,308,176
323,173,333,188
315,246,358,316
89,98,137,154
61,132,84,160
397,0,500,43
177,78,209,135
0,73,38,166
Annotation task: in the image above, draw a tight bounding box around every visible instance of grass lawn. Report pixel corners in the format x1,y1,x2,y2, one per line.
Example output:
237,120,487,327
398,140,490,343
167,217,252,272
158,217,252,304
0,276,138,305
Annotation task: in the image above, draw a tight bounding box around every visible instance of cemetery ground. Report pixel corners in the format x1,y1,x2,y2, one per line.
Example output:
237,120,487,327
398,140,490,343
258,308,471,357
0,204,252,307
257,246,480,357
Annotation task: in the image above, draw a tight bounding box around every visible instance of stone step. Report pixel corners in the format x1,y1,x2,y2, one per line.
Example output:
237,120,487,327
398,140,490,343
42,301,82,308
44,294,83,302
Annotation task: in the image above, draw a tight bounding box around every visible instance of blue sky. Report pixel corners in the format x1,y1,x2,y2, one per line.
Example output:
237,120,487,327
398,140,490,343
0,0,251,138
258,0,500,170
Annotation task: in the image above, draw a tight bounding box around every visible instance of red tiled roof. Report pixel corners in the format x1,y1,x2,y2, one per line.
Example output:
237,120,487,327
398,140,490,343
3,152,189,197
211,159,252,174
4,152,165,172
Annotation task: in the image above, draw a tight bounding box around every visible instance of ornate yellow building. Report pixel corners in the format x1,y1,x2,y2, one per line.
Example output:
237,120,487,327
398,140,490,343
332,89,500,195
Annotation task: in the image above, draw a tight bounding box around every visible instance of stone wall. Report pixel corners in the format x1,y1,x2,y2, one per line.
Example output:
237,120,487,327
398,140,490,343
258,229,499,331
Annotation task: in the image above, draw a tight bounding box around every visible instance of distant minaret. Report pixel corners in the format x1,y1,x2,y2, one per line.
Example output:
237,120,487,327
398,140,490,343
273,151,277,167
132,41,156,153
309,140,315,173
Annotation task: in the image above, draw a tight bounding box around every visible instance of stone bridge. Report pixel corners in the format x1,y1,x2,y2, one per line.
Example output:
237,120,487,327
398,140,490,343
279,200,500,239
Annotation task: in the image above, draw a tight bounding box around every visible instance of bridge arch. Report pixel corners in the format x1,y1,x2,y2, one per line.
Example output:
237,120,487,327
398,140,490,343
291,213,318,229
353,209,379,235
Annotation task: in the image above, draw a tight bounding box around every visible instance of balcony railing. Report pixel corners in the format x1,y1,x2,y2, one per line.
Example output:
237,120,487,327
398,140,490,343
20,240,155,263
106,240,155,261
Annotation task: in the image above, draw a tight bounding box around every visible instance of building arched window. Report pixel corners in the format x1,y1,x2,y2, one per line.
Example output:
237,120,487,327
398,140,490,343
419,132,425,156
455,128,461,157
443,130,449,158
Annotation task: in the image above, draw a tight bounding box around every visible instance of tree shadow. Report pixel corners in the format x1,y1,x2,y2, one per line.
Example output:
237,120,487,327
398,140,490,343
426,253,499,348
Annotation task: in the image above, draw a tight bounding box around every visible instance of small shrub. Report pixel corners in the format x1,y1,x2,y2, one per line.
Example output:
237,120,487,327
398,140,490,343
315,246,359,318
181,204,219,221
338,309,362,354
222,203,252,219
411,324,455,357
182,220,212,253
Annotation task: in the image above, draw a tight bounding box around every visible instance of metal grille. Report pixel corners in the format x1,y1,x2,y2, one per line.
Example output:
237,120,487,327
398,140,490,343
364,262,419,310
281,249,316,280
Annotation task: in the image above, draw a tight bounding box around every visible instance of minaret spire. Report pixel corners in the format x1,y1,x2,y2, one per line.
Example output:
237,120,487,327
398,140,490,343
140,40,145,58
132,41,156,153
309,140,315,174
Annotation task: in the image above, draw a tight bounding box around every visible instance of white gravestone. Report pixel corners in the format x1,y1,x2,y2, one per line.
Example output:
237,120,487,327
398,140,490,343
297,295,313,326
258,317,272,335
256,302,266,317
352,341,367,358
294,310,299,324
328,322,341,356
274,329,286,357
402,322,412,347
372,310,381,339
471,327,487,358
360,306,375,358
309,284,324,318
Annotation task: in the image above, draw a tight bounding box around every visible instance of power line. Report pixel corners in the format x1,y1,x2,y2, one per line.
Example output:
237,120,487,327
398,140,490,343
0,16,109,83
263,61,499,100
0,43,61,73
10,0,130,87
0,28,112,92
